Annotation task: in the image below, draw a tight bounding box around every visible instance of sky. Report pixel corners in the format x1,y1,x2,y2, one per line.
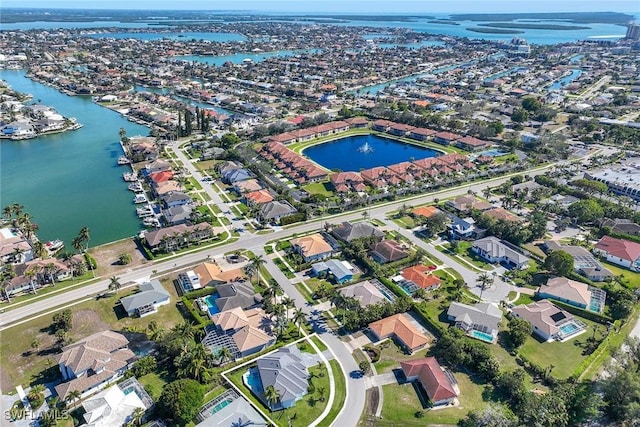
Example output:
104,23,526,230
1,0,638,14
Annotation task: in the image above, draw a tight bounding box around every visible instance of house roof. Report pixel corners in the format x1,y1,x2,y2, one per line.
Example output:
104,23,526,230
594,235,640,263
473,236,530,265
400,357,458,402
259,200,297,220
234,179,263,193
216,280,263,311
312,259,352,280
447,302,502,332
339,280,386,307
82,381,148,427
447,195,493,212
401,265,441,289
290,233,334,258
369,313,430,351
512,300,574,338
144,223,212,247
193,262,246,286
539,277,592,306
232,325,273,353
160,191,191,204
412,205,441,218
257,346,309,405
370,240,409,263
195,397,267,427
245,189,274,204
332,221,384,243
120,280,169,313
211,307,249,331
483,208,524,223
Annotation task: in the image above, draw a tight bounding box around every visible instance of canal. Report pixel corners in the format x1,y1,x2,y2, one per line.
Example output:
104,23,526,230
1,70,147,248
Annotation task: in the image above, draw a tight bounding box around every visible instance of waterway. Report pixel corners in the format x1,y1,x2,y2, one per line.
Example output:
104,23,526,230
302,134,440,172
548,69,583,91
174,49,321,66
0,70,146,248
85,31,246,42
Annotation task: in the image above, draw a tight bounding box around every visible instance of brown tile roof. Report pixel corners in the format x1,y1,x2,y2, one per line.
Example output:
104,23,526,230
401,357,458,402
412,205,441,218
290,233,333,258
193,262,246,286
369,313,430,352
484,208,524,223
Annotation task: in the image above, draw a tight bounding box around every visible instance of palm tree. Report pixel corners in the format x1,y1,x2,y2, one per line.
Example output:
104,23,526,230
264,385,281,412
216,346,233,365
25,267,38,294
246,254,267,286
0,278,12,303
108,276,121,294
71,236,83,254
45,262,57,286
2,205,12,220
47,396,61,410
131,407,145,426
175,321,195,341
66,390,81,409
476,273,493,300
11,203,24,218
293,308,306,337
78,227,90,252
281,296,294,321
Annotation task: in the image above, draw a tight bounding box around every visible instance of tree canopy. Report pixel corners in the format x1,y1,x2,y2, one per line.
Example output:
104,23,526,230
158,379,204,426
544,250,574,276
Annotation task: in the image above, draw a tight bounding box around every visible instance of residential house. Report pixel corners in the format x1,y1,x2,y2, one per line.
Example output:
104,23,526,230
370,240,409,264
339,280,388,308
483,208,525,223
472,236,530,269
593,235,640,271
55,331,136,401
195,397,267,427
433,131,462,145
80,379,152,427
244,189,274,205
120,280,170,317
368,313,430,353
233,179,263,194
222,168,253,184
258,201,298,224
163,205,193,225
512,300,587,342
145,159,172,174
290,233,335,263
152,180,183,197
455,136,490,152
542,241,613,282
217,161,244,176
215,280,263,312
144,223,213,253
372,119,394,132
203,307,274,359
537,277,606,313
601,218,640,236
331,221,384,243
311,259,354,284
177,262,245,293
411,205,442,219
408,127,436,141
0,227,33,264
160,191,192,209
401,358,459,406
255,346,309,410
447,302,502,343
400,264,441,291
446,195,493,213
448,215,486,240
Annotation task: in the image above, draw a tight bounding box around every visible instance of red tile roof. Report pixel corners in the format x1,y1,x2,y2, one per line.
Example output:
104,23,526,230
594,236,640,263
400,357,458,402
401,265,441,289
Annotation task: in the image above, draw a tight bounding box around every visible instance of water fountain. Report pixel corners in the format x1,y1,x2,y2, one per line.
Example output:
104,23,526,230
357,141,374,154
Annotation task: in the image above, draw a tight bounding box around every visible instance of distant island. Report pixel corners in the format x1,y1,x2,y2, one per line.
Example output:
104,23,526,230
451,11,635,25
466,27,524,34
428,20,461,26
479,23,591,31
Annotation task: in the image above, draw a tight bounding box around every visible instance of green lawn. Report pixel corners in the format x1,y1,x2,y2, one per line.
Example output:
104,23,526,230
0,278,185,391
317,360,347,427
440,242,492,270
518,317,608,379
2,273,97,310
138,371,170,401
513,293,535,305
601,261,640,289
302,182,334,197
392,215,416,229
373,341,426,374
379,373,485,426
311,335,329,352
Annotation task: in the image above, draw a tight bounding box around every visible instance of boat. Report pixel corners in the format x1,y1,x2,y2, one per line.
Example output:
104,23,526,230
123,172,137,182
45,239,64,253
117,156,131,165
136,206,154,217
133,194,148,204
142,217,161,227
128,182,144,192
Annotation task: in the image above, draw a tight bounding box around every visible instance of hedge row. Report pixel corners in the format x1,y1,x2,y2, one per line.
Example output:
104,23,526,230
180,296,209,327
183,286,218,300
571,334,611,379
547,299,612,325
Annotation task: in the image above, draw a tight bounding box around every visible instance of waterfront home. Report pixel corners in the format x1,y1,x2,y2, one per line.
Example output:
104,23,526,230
593,235,640,272
369,313,430,354
258,200,298,224
372,119,394,132
80,378,152,427
255,346,309,410
455,136,490,152
542,241,613,282
408,127,436,141
290,233,335,263
152,180,184,197
447,302,502,343
339,280,388,308
1,121,36,138
215,280,263,312
331,221,384,243
370,240,409,264
145,159,172,174
144,223,214,253
55,331,136,401
129,138,158,162
433,131,462,145
511,300,587,342
388,122,416,137
161,191,192,209
400,264,441,291
537,277,606,313
472,236,530,269
345,116,369,128
119,279,170,317
0,227,33,264
203,307,274,359
401,357,459,406
311,259,354,284
446,195,493,213
148,170,174,185
329,171,365,193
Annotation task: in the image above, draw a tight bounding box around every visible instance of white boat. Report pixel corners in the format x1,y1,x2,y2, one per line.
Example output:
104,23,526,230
128,182,144,192
123,172,137,182
136,206,154,217
142,217,161,227
45,239,64,253
133,194,148,204
118,156,131,165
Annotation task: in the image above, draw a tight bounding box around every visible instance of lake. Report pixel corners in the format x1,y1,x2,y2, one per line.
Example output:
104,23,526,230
302,134,441,172
0,70,146,248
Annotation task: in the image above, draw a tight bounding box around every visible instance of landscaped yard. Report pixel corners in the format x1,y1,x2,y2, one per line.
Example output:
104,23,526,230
601,261,640,289
518,316,608,379
439,241,492,270
392,215,416,229
379,372,485,426
138,371,170,401
302,181,335,197
0,278,185,392
373,340,425,374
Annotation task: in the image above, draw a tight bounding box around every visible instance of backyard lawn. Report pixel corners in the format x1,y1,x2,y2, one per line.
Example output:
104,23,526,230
302,181,335,197
601,261,640,289
379,372,485,426
373,340,426,374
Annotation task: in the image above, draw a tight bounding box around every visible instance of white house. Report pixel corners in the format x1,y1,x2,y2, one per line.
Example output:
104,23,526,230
593,235,640,272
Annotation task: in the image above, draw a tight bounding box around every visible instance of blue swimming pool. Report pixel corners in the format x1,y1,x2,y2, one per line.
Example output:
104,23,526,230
471,330,495,343
210,398,232,414
560,322,580,335
204,293,221,315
